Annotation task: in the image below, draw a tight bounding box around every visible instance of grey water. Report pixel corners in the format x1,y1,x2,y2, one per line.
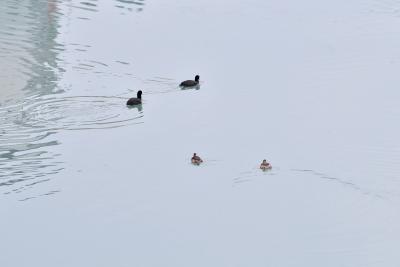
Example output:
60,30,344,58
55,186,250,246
1,0,399,266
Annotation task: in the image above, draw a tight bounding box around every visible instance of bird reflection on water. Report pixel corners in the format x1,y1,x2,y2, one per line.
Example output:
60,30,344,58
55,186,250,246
127,103,143,112
180,84,200,91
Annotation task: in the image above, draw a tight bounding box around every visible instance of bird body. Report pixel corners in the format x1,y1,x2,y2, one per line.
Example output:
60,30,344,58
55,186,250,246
180,75,200,87
127,90,142,106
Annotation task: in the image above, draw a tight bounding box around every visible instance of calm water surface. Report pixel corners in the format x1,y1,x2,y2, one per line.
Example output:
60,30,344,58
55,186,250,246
1,0,399,266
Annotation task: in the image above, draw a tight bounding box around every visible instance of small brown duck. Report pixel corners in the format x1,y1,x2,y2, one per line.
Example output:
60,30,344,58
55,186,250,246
260,159,272,171
191,153,203,165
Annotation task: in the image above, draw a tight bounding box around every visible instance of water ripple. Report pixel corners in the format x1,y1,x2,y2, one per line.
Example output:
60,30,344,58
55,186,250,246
0,0,65,103
368,0,400,17
0,136,63,198
115,0,145,12
0,94,143,199
291,169,384,199
18,95,144,131
233,167,277,186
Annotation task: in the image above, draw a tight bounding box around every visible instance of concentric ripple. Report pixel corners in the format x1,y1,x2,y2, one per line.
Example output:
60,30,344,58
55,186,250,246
19,96,144,131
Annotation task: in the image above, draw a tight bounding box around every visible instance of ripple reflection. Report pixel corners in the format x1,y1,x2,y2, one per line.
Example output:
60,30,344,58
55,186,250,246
0,105,63,198
0,0,66,200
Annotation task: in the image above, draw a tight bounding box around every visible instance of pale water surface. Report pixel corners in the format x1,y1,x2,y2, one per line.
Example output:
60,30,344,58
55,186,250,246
1,0,400,266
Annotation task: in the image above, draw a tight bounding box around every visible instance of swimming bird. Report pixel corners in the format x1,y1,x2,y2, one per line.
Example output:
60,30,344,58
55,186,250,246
126,90,142,106
260,159,272,171
191,153,203,165
180,75,200,87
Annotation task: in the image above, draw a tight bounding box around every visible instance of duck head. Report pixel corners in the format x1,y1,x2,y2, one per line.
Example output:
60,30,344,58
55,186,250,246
195,75,200,82
137,90,143,99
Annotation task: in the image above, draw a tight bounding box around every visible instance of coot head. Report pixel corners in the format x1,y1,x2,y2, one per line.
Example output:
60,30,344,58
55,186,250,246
137,90,143,99
195,75,200,82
